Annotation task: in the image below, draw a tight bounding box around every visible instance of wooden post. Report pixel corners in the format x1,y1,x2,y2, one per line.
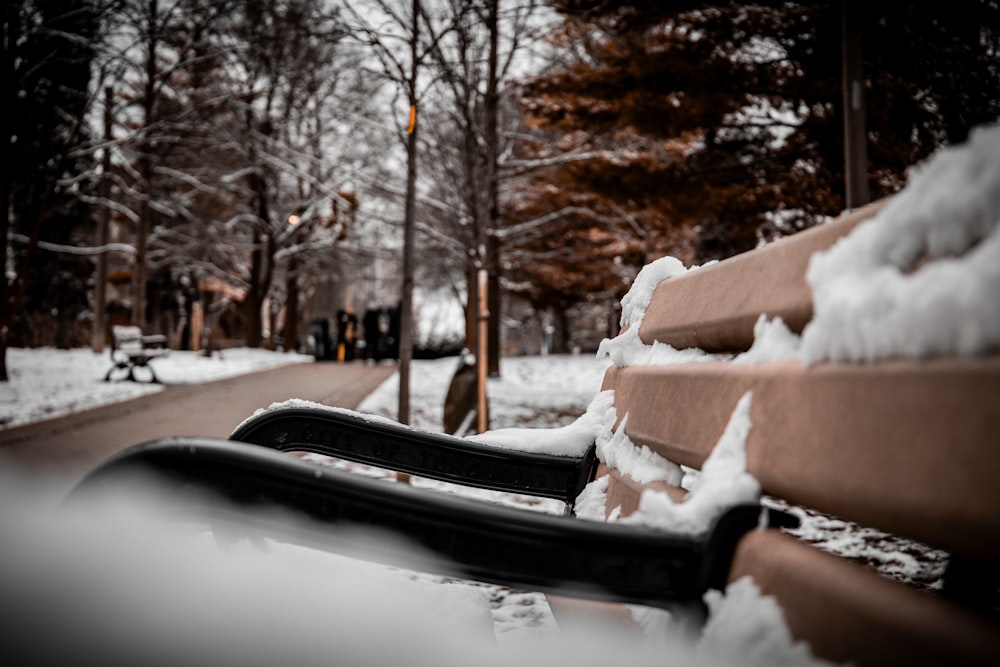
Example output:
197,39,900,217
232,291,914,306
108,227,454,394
477,268,489,433
191,300,203,353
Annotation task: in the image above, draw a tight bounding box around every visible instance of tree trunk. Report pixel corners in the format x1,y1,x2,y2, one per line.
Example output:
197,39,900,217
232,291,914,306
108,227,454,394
0,174,9,381
285,254,300,352
487,236,501,375
132,156,151,328
464,263,476,350
0,72,9,381
242,155,274,348
133,0,159,330
554,305,570,354
484,0,501,377
92,86,113,352
397,0,420,426
243,223,266,348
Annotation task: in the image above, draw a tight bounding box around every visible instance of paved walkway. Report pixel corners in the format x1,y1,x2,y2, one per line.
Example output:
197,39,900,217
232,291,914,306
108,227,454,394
0,361,396,486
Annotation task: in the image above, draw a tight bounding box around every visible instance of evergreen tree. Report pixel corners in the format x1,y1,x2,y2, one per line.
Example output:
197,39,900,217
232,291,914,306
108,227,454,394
508,0,1000,318
2,0,98,378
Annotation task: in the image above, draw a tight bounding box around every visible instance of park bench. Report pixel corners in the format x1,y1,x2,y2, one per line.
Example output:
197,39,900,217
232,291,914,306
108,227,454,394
593,197,1000,665
103,324,169,383
69,195,999,664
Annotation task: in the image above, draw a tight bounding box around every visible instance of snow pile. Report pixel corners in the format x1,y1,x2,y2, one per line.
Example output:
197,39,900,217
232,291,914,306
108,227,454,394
571,392,761,536
802,122,1000,363
583,252,763,532
595,414,684,486
698,577,826,666
617,393,760,535
732,316,801,365
596,257,725,368
627,577,830,667
467,388,616,456
235,398,409,435
450,376,760,537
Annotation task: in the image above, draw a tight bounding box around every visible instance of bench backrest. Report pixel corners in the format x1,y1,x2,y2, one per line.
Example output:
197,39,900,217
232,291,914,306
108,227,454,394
638,200,886,351
111,325,167,352
602,198,1000,557
111,325,144,343
599,197,1000,665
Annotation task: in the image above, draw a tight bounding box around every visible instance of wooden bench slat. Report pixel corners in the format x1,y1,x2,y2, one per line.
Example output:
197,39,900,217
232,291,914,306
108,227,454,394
603,355,1000,559
638,199,888,352
728,530,1000,667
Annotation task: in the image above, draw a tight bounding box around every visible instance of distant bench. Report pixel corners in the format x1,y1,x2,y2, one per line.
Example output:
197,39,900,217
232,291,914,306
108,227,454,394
103,325,169,383
71,198,999,664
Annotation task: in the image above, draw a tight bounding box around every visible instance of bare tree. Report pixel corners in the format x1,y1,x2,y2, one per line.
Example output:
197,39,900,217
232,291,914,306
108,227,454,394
88,0,377,349
419,0,544,381
340,0,456,425
92,0,241,329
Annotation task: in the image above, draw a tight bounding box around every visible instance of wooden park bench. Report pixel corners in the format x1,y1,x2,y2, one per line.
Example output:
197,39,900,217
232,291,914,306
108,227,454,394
594,198,1000,665
103,325,169,383
69,197,999,665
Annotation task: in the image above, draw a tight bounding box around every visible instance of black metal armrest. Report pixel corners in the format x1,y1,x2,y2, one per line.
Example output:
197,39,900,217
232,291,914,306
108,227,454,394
230,406,598,508
66,437,798,614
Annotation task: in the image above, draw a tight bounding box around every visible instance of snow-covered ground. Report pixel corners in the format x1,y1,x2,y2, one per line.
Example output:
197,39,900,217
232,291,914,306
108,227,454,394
0,346,315,429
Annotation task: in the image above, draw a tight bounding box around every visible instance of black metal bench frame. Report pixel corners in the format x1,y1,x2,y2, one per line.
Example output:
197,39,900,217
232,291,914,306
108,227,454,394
230,406,598,510
67,407,797,621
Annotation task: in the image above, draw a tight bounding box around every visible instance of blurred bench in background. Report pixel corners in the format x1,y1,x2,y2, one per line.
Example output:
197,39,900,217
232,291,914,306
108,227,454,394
103,325,168,383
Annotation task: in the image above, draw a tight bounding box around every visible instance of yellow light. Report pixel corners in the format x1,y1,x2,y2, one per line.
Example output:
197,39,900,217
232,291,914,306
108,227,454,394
288,214,300,225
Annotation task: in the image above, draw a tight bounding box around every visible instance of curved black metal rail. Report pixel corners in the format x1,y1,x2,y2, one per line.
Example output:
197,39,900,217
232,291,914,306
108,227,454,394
230,406,598,508
66,437,798,612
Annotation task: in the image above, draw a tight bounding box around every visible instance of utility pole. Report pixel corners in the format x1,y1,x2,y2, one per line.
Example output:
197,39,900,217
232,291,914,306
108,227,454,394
841,0,870,209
